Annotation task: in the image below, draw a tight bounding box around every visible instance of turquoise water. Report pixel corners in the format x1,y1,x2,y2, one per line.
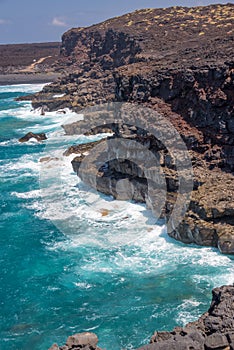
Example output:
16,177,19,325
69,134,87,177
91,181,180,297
0,84,233,350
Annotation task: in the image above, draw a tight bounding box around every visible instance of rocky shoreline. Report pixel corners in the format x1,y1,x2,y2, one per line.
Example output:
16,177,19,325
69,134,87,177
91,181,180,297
63,102,234,255
49,285,234,350
12,4,234,350
19,4,234,253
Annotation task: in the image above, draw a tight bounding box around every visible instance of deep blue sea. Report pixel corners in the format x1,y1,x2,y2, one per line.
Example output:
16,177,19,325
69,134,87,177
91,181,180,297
0,84,233,350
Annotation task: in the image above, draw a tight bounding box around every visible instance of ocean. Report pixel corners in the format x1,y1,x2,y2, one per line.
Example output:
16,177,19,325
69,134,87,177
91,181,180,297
0,84,233,350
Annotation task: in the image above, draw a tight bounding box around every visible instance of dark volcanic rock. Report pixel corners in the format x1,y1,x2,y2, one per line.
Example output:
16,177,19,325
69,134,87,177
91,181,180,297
26,4,234,175
18,132,47,143
66,104,234,254
21,4,234,253
63,139,105,157
137,285,234,350
50,286,234,350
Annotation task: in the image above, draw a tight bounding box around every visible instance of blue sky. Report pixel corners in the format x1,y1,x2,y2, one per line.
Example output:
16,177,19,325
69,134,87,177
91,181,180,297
0,0,233,44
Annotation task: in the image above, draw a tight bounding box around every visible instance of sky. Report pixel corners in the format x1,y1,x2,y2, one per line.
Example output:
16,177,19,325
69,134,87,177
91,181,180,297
0,0,233,44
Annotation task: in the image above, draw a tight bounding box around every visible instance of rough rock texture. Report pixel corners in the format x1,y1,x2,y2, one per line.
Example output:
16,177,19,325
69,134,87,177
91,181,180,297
18,132,47,143
137,285,234,350
49,332,102,350
22,4,234,253
50,286,234,350
66,103,234,254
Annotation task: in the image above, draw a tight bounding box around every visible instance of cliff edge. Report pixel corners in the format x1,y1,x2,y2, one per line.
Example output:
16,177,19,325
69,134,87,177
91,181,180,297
20,4,234,254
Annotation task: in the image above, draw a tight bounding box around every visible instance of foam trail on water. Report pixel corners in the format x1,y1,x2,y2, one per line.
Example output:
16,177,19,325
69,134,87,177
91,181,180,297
1,84,233,350
28,133,234,292
0,83,48,93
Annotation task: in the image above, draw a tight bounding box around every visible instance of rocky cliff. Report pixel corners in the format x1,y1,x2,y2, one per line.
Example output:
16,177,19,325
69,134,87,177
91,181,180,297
20,4,234,254
49,285,234,350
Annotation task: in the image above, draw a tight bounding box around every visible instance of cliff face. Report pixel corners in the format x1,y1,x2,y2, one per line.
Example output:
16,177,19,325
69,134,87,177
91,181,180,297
22,4,234,254
66,108,234,254
114,65,234,171
26,4,234,117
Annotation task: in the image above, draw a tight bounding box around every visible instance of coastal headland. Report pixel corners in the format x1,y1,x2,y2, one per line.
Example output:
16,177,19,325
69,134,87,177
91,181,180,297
20,3,234,255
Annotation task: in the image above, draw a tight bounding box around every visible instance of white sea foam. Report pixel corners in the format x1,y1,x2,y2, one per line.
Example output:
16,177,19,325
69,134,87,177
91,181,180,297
0,154,40,178
11,189,42,199
0,139,18,146
0,83,48,93
176,299,204,326
37,148,158,243
2,133,233,291
2,85,231,291
1,83,233,350
74,282,93,289
25,131,232,288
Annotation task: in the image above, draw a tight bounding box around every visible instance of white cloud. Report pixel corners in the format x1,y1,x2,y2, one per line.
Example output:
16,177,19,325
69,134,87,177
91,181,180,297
0,19,10,25
52,17,67,27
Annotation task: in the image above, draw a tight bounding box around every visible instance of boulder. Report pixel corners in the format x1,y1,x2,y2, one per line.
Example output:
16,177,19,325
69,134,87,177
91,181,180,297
18,132,47,143
204,334,229,349
66,332,98,348
50,332,100,350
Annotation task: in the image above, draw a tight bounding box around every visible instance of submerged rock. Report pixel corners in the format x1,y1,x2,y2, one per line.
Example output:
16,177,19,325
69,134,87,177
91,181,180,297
18,132,47,143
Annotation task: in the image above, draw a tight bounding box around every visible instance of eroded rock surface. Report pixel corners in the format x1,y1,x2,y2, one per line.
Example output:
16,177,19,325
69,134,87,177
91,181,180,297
49,332,102,350
65,104,234,254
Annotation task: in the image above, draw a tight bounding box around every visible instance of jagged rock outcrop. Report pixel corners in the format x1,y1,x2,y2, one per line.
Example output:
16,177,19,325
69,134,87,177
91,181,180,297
25,4,233,173
18,132,47,143
49,332,102,350
49,285,234,350
66,111,234,254
137,285,234,350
